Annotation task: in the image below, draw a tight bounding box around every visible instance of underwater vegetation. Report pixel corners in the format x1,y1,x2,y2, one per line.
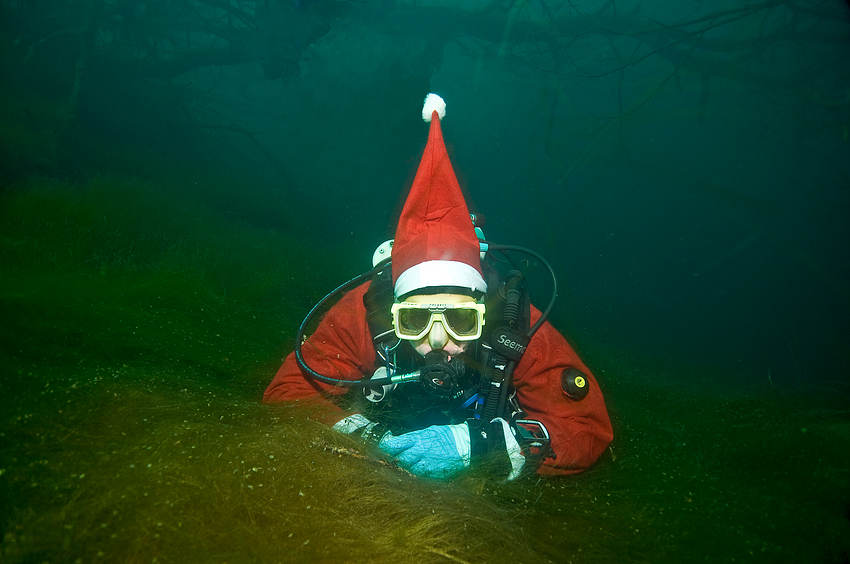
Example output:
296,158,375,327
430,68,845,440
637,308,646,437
1,175,849,564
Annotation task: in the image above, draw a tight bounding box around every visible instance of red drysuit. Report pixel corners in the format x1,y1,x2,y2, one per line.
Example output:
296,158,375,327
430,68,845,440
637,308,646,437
263,282,613,476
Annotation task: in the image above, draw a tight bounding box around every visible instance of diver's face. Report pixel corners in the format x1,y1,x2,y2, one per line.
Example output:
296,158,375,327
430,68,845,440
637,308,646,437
405,293,475,358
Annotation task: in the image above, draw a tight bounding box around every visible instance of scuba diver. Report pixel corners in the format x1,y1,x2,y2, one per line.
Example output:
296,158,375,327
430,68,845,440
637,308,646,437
263,94,613,480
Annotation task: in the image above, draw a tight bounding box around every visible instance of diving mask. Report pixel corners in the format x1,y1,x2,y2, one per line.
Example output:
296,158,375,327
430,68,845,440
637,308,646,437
391,301,486,341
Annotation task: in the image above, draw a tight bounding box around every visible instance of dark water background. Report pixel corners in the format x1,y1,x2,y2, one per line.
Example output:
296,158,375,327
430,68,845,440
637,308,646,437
1,1,849,562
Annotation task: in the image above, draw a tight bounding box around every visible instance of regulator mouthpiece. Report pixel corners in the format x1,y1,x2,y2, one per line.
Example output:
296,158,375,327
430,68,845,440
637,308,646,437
420,350,466,398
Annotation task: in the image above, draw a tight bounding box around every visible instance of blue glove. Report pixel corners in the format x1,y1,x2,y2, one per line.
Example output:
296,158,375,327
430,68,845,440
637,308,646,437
378,424,471,478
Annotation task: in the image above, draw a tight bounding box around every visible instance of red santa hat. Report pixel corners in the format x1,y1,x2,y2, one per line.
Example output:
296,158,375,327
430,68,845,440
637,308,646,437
392,93,487,300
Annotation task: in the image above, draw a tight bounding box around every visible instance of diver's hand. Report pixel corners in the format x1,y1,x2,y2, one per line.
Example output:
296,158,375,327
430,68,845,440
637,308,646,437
468,418,527,481
378,424,471,478
332,413,390,444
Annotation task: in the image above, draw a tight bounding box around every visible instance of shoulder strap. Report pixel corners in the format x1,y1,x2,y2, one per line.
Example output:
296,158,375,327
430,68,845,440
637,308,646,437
362,267,396,345
476,266,532,421
481,266,531,349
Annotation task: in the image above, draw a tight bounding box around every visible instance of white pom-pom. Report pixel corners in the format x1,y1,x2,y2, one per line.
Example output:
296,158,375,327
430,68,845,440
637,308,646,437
422,93,446,122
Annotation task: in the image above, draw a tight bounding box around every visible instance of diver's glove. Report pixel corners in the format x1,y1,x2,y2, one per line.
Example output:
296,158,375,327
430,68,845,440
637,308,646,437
332,413,391,444
378,424,471,478
468,417,527,481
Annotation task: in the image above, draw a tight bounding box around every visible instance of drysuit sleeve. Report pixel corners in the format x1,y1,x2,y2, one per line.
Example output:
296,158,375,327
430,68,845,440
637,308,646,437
262,282,376,426
511,307,614,475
